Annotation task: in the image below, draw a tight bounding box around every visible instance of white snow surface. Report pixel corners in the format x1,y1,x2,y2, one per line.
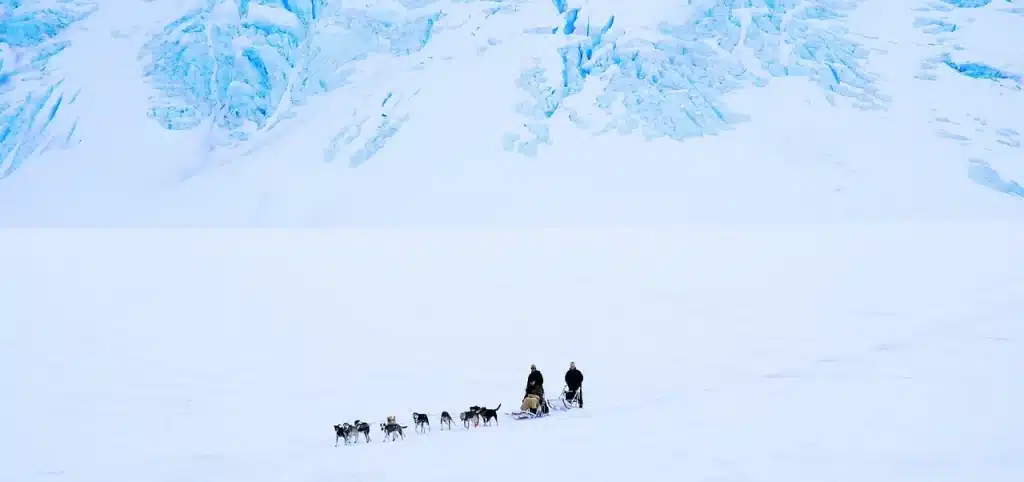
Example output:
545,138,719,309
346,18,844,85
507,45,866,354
4,226,1024,481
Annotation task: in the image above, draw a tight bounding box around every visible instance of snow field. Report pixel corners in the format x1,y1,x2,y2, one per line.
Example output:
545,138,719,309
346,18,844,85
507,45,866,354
3,223,1023,481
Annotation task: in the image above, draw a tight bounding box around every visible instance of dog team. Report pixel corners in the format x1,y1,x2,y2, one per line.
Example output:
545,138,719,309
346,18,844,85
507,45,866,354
332,362,584,446
333,405,502,445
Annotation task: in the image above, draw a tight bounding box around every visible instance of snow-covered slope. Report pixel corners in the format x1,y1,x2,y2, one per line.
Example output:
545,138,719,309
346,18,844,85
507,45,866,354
1,0,1022,225
4,226,1024,481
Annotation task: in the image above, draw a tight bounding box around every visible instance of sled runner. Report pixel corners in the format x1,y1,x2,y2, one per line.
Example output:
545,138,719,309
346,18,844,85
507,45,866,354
506,395,552,420
541,385,581,413
558,385,582,410
506,407,549,420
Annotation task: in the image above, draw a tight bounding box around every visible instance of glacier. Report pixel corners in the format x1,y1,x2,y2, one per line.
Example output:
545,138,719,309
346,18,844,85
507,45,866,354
141,0,895,159
0,0,1022,224
0,0,96,177
506,0,891,156
139,0,440,145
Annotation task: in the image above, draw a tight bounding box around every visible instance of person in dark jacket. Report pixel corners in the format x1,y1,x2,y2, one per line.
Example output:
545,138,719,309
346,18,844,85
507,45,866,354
526,364,544,398
564,362,583,407
523,364,548,414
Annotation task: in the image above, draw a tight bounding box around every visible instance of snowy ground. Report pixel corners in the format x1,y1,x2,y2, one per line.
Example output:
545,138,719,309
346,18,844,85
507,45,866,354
4,224,1024,482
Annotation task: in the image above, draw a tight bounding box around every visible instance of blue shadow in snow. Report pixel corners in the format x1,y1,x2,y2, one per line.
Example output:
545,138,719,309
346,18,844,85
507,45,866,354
913,17,958,34
968,159,1024,197
996,128,1020,148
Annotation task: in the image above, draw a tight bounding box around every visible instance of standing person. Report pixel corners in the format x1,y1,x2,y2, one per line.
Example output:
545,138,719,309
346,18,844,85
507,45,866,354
564,361,583,407
526,364,544,399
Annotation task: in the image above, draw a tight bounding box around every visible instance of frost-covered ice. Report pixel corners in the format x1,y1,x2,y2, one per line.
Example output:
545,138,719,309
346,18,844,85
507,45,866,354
3,226,1024,482
0,0,1022,224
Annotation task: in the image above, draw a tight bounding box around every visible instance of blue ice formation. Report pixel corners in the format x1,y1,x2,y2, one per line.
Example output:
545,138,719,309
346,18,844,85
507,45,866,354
940,0,992,7
506,0,888,156
968,159,1024,197
140,0,440,147
942,54,1022,82
913,2,1024,82
0,0,96,178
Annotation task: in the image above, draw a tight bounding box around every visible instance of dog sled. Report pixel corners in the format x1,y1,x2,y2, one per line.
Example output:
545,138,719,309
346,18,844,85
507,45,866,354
507,400,550,420
546,385,581,413
558,385,582,410
507,385,581,420
507,390,551,420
